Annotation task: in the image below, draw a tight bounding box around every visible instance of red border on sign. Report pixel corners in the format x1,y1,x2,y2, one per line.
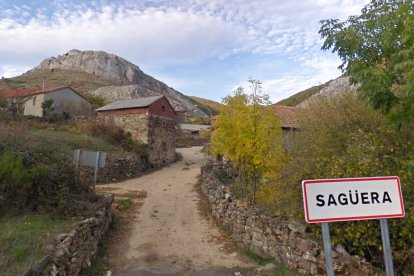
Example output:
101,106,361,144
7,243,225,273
302,176,405,223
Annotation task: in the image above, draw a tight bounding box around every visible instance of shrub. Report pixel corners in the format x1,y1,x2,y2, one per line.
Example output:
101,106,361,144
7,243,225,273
82,119,147,156
258,93,414,273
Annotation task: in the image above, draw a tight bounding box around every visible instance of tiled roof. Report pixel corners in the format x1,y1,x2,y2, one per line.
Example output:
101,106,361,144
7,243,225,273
0,86,71,98
272,105,299,129
95,96,164,111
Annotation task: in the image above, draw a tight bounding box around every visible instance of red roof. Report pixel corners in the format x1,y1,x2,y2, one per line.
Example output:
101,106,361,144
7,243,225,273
272,105,299,129
0,86,88,101
0,86,72,98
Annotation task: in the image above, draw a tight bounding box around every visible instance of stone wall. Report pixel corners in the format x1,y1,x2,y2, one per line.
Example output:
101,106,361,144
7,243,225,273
80,152,150,184
147,115,176,167
175,130,209,147
97,113,176,167
24,196,114,276
98,113,149,144
201,165,374,275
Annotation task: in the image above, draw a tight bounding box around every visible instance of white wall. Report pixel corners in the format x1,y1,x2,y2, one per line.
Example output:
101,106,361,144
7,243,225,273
23,93,45,116
23,87,90,117
44,87,90,116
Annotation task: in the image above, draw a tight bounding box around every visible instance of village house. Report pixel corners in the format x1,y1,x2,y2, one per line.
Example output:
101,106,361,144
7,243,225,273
95,95,177,167
0,86,90,117
176,123,211,147
273,105,299,149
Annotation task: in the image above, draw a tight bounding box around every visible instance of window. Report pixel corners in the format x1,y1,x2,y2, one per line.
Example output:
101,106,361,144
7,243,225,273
32,97,36,106
162,106,166,113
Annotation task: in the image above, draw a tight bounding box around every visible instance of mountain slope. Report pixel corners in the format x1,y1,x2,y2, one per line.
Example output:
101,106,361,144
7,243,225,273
276,76,357,107
276,81,332,106
1,49,206,116
188,96,222,115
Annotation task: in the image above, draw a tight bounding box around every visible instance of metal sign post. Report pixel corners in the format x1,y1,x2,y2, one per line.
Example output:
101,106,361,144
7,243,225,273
73,149,106,192
321,222,335,276
93,151,101,193
73,149,81,184
380,219,394,276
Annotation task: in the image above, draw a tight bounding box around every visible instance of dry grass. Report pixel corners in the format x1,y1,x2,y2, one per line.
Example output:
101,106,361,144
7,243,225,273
189,96,221,115
0,69,123,95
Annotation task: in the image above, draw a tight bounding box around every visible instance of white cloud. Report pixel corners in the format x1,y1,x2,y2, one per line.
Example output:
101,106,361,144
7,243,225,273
0,0,369,101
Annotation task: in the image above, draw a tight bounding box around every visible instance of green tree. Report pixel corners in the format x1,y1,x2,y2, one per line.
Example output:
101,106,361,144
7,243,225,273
85,94,107,110
319,0,414,125
41,99,55,117
0,95,7,109
211,79,285,203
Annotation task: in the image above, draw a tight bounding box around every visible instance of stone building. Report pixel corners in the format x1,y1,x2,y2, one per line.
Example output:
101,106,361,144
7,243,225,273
273,105,299,150
176,123,211,147
0,86,90,117
96,95,176,167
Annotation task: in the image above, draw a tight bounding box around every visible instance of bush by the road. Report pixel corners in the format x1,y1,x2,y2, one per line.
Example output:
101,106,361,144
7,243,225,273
258,93,414,273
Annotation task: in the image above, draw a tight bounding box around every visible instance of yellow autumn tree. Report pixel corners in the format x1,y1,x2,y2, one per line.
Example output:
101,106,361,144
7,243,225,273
211,79,285,203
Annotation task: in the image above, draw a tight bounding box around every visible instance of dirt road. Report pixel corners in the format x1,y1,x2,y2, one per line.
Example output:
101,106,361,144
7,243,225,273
98,147,255,276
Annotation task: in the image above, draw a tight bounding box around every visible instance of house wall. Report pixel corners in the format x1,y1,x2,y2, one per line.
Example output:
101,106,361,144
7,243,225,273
176,129,209,147
23,93,45,116
23,88,90,117
147,115,176,166
44,88,90,116
281,127,298,150
97,113,149,144
97,112,176,167
148,97,176,119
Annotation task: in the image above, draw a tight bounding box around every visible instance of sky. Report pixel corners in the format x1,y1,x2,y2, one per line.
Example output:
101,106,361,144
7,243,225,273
0,0,369,103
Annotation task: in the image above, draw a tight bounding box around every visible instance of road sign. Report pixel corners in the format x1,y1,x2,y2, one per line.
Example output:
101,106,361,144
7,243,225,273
302,176,404,223
73,150,106,168
73,149,107,192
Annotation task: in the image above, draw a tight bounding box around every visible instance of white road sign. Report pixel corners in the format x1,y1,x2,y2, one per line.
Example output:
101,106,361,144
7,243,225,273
302,176,405,223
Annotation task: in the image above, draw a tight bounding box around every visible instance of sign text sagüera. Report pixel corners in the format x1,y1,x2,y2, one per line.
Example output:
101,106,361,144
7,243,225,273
302,176,405,223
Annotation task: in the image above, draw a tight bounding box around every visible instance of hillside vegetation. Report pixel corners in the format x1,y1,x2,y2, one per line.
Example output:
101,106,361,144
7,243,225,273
189,96,222,115
0,69,122,95
0,113,147,274
276,80,332,106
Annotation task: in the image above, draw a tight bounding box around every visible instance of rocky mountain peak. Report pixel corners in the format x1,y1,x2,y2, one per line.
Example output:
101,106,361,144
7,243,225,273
32,49,144,84
28,50,207,117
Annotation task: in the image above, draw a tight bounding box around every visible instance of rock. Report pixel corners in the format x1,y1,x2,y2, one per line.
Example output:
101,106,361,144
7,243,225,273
310,263,319,275
256,263,277,275
334,244,349,257
288,221,307,234
29,49,207,116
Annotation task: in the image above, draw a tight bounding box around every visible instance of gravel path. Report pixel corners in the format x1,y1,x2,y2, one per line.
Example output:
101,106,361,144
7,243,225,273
97,147,255,276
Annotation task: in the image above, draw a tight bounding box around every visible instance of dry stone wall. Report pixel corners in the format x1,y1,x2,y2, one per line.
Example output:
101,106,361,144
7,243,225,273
97,113,176,167
147,115,176,167
80,153,150,184
201,165,374,275
24,196,114,276
98,113,149,144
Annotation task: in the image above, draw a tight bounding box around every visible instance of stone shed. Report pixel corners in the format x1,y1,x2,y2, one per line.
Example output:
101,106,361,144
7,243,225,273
176,123,211,147
96,95,176,167
273,105,299,150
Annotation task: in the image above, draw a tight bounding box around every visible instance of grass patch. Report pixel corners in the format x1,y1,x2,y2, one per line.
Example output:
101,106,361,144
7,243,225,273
81,214,121,276
29,130,122,154
81,238,111,276
242,249,300,276
0,214,74,275
243,249,274,266
116,198,134,212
